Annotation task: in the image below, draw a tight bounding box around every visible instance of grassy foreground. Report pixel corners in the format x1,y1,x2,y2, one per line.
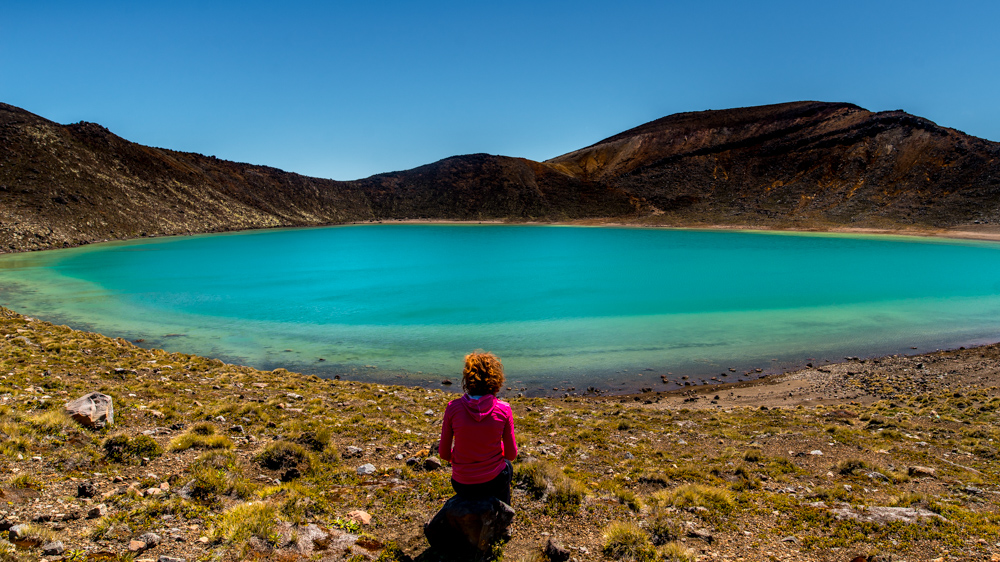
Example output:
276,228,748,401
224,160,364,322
0,307,999,562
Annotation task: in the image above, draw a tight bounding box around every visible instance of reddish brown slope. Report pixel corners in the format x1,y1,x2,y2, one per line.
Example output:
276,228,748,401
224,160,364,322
547,101,1000,226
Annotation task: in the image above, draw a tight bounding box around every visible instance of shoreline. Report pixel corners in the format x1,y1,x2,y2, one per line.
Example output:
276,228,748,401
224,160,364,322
2,220,1000,399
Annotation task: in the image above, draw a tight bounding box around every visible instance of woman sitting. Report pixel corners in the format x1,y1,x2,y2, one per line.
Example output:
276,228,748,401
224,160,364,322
438,351,518,506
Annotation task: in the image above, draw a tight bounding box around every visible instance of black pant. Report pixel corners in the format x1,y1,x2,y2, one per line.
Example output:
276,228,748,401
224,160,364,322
451,460,513,506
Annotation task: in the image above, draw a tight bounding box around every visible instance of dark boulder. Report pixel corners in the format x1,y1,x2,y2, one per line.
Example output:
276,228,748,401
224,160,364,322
424,495,515,554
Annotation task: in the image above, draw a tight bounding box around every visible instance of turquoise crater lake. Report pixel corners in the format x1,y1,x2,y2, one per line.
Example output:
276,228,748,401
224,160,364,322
2,225,1000,395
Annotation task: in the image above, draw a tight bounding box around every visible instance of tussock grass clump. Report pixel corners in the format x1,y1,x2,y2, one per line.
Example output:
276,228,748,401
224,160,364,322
835,458,871,475
742,449,763,462
516,461,555,499
515,461,585,513
660,542,696,562
193,449,239,472
0,538,29,562
648,509,683,545
614,486,642,512
9,522,57,546
211,502,278,547
548,476,586,514
256,441,312,472
186,456,255,504
169,429,233,452
189,422,218,436
651,484,734,514
601,521,657,562
27,410,75,436
103,434,163,463
890,492,927,507
290,428,332,453
7,473,43,491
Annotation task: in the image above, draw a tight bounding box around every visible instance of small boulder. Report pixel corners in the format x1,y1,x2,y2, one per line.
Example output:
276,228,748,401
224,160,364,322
908,466,937,478
424,456,442,470
88,504,108,519
77,481,98,498
347,510,372,525
129,539,148,552
544,537,570,562
65,392,114,428
424,495,515,554
344,446,364,458
138,532,162,548
41,541,65,556
357,463,377,476
7,524,33,543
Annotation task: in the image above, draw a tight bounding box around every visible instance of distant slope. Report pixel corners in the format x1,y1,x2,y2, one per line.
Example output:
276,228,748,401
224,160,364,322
548,101,1000,226
2,100,999,252
0,103,635,251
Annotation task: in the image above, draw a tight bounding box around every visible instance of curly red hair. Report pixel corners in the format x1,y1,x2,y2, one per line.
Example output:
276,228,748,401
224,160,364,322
462,351,505,396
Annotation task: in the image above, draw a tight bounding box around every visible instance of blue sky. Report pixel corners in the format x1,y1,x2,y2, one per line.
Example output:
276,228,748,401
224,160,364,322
3,1,998,180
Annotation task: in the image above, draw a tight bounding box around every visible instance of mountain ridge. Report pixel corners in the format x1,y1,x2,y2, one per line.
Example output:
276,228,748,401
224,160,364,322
2,100,999,252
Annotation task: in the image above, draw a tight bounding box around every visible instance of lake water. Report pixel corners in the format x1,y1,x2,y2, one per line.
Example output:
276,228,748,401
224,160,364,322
1,225,1000,395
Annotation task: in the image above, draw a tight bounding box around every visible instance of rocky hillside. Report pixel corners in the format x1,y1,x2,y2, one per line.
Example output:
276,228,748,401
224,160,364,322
549,101,1000,227
2,101,999,252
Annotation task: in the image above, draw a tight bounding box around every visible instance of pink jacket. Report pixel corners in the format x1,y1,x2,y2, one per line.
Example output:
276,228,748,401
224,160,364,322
439,394,518,484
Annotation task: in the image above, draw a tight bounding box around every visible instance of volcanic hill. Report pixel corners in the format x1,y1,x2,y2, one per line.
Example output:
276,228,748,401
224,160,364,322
1,100,999,251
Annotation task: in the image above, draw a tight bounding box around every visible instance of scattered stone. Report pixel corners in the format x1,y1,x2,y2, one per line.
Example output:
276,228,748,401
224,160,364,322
831,505,947,525
229,425,244,433
780,535,798,544
138,532,162,548
357,463,377,476
405,457,419,466
128,539,148,552
424,495,515,554
809,450,823,456
544,537,571,562
424,456,442,470
688,528,714,543
344,446,364,458
159,557,186,562
424,409,435,416
908,466,936,477
347,510,372,525
65,392,114,428
41,541,65,556
77,480,98,498
88,504,108,519
7,524,33,543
